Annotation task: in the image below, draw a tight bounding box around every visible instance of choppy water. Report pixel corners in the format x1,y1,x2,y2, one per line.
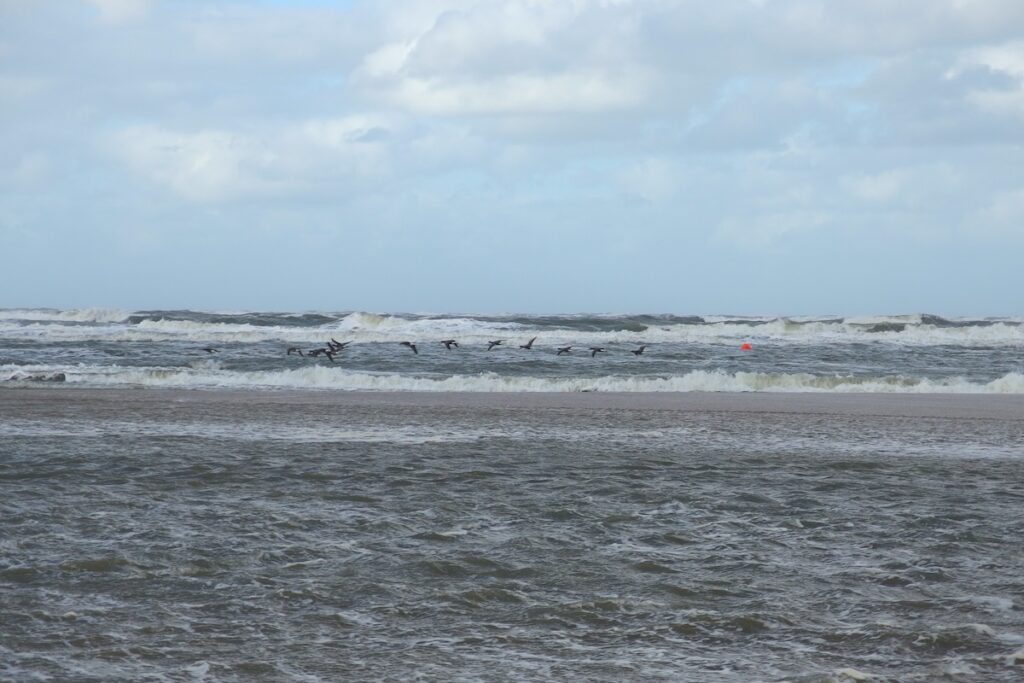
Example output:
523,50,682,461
2,390,1023,681
1,308,1023,393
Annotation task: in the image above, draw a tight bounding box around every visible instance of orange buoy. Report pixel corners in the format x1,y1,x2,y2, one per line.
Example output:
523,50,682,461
739,342,752,350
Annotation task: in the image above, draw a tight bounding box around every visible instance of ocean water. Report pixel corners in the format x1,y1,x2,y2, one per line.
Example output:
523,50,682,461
1,390,1023,681
1,308,1023,392
2,309,1023,681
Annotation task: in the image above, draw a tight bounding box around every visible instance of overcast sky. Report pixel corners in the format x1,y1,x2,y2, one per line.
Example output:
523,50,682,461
2,0,1022,314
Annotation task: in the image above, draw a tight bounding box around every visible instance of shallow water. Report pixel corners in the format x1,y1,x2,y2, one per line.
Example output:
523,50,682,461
2,390,1023,681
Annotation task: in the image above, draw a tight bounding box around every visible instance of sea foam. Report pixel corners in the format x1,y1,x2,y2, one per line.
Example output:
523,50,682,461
9,364,1021,393
1,310,1021,346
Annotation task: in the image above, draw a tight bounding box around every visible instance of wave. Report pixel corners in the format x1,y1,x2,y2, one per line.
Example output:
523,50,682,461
0,307,132,323
1,310,1021,346
5,364,1022,393
329,311,529,334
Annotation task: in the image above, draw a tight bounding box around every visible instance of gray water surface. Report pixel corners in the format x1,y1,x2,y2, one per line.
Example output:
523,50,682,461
2,390,1023,681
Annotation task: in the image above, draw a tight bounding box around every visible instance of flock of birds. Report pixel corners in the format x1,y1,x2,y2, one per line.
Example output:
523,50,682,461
201,337,651,362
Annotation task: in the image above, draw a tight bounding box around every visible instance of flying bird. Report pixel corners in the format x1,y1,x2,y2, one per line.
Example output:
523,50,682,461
519,337,537,350
328,339,352,352
440,339,459,350
487,340,503,351
631,345,647,356
556,346,573,356
201,347,218,353
589,347,606,357
287,347,304,356
400,341,418,354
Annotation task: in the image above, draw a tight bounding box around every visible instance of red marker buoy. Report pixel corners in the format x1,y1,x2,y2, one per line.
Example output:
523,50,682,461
739,342,752,350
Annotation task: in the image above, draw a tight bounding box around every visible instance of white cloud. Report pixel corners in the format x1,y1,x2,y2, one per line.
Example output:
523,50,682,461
83,0,151,24
0,75,50,104
841,170,907,203
716,210,829,249
355,1,654,116
361,41,418,80
840,164,962,212
956,40,1024,77
111,116,395,202
618,158,679,203
950,41,1024,118
974,187,1024,235
5,152,52,187
112,126,282,202
379,70,648,115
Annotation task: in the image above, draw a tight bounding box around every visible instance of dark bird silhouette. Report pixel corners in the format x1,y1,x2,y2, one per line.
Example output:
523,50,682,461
400,341,418,354
519,336,537,350
328,338,352,351
631,345,647,356
287,347,304,357
440,339,458,350
589,347,606,357
201,347,218,353
308,348,326,357
557,346,573,355
487,340,503,351
324,350,336,362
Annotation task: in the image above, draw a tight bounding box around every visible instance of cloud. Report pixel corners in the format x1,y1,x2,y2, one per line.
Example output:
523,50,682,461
841,170,907,203
83,0,151,24
617,158,679,203
716,210,829,249
356,1,654,116
5,0,1024,311
111,117,393,202
0,75,51,104
840,164,961,208
3,152,52,188
973,187,1024,236
374,70,648,116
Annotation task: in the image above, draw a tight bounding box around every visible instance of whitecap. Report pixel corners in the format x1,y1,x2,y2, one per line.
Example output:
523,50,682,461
16,363,1024,394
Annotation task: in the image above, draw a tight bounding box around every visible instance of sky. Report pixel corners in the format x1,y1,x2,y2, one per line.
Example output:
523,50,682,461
1,0,1023,315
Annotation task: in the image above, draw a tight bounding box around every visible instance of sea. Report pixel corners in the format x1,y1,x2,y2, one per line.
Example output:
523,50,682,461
2,309,1023,682
1,308,1022,392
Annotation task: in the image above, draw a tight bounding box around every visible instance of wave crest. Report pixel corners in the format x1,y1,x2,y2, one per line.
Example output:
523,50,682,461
7,365,1021,394
0,308,132,323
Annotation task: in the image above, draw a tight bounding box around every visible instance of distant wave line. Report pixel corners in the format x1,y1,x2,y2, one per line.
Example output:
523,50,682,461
4,364,1023,394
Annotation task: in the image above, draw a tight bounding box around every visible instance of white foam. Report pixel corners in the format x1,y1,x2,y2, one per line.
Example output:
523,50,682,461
329,311,528,335
843,314,924,326
9,364,1021,393
184,661,209,681
1,317,1022,347
0,307,132,323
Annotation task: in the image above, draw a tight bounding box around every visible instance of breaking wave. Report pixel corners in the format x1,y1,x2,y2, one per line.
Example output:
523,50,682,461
6,365,1022,393
0,307,132,323
0,309,1021,346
